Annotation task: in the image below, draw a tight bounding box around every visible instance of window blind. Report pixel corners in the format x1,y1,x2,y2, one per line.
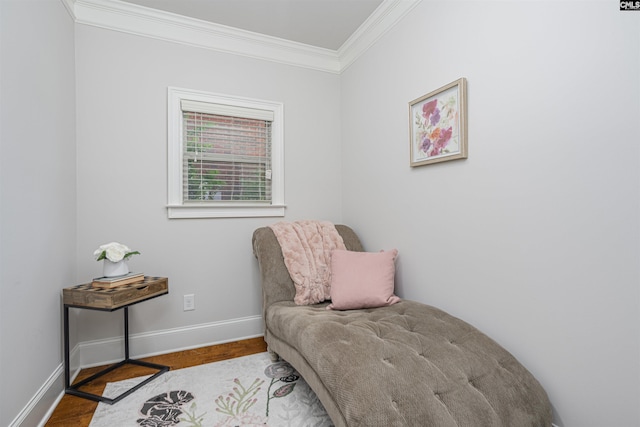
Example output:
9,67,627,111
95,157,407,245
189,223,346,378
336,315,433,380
182,108,272,203
181,99,274,121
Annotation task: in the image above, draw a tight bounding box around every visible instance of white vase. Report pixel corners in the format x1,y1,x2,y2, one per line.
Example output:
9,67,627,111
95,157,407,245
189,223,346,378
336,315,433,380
103,259,129,277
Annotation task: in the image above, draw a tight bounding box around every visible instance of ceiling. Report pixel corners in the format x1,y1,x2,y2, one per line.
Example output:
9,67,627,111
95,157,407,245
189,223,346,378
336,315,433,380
120,0,384,50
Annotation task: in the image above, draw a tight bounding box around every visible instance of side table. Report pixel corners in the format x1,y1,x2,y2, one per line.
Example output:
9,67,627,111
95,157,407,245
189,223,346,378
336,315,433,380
62,276,170,404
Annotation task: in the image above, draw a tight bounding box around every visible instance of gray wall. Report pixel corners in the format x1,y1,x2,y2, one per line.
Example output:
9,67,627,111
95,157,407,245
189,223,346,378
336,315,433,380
0,1,76,425
74,25,344,341
2,1,639,426
340,2,640,426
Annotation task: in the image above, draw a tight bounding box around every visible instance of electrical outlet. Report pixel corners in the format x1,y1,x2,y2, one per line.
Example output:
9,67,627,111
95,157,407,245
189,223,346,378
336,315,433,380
183,294,195,311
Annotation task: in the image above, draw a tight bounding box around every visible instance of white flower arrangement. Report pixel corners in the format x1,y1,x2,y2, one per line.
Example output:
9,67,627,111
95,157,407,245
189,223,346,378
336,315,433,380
93,242,140,263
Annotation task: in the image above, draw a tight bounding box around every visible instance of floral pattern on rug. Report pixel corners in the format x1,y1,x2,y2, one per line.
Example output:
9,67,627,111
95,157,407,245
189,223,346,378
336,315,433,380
90,354,332,427
211,360,301,426
137,390,195,426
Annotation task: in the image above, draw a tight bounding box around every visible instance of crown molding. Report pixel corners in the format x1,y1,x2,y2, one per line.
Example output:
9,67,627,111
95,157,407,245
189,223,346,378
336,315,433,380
339,0,421,72
64,0,420,74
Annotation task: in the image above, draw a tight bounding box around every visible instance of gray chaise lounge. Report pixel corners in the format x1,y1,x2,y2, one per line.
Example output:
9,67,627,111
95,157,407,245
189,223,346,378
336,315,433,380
252,225,552,426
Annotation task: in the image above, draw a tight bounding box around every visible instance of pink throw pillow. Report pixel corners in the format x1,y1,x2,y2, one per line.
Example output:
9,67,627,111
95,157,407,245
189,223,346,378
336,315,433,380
327,249,401,310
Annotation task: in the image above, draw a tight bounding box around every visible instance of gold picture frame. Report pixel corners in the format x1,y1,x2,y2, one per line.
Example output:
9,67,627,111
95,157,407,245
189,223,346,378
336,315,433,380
409,78,467,167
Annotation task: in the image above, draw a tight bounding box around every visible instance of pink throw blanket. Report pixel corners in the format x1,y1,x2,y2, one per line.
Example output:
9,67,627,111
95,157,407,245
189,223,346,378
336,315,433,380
269,220,346,305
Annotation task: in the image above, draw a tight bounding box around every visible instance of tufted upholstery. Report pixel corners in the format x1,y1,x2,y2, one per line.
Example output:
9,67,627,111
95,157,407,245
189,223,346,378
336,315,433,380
253,225,552,427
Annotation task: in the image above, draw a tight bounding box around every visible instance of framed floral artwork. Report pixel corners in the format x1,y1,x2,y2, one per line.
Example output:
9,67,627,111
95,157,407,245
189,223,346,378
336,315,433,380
409,78,467,167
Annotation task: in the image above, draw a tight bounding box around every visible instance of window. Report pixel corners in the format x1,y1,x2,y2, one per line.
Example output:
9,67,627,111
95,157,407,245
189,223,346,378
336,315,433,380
168,87,284,218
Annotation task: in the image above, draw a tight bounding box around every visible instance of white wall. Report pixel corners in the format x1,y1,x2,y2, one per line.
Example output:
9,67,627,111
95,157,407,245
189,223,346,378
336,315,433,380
340,1,640,426
74,25,343,346
0,1,76,425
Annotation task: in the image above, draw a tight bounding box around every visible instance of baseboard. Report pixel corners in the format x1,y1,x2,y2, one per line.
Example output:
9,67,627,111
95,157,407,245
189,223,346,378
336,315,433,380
77,314,264,367
16,315,263,426
8,364,64,427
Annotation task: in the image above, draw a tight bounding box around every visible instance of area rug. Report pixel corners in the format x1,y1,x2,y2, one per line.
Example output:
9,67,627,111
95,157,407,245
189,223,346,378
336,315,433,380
89,352,332,427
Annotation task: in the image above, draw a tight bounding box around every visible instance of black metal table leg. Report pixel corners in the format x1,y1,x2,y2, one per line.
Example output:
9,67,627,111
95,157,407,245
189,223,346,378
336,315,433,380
64,305,70,389
124,307,129,360
64,304,169,404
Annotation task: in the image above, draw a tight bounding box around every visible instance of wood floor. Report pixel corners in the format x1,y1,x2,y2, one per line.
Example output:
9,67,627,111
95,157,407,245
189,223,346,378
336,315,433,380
45,337,267,427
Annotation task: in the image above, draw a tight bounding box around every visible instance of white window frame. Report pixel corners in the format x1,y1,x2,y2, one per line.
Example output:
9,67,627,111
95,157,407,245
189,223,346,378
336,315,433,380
167,87,285,219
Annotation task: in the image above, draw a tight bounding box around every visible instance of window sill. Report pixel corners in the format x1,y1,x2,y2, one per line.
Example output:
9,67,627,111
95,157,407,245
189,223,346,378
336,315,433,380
167,204,286,219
